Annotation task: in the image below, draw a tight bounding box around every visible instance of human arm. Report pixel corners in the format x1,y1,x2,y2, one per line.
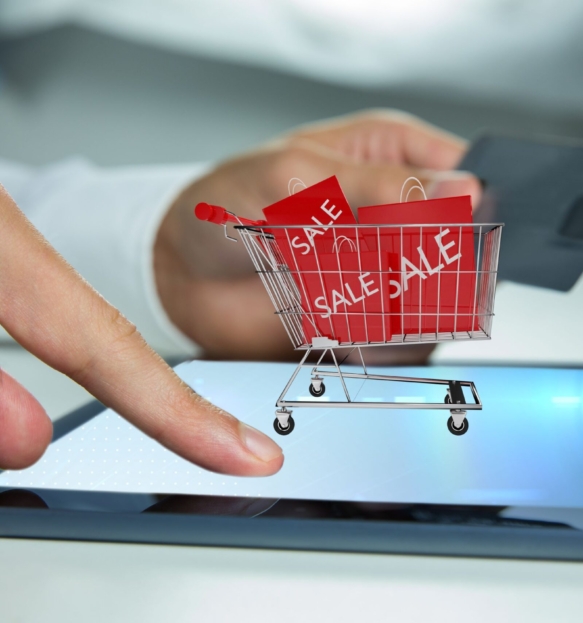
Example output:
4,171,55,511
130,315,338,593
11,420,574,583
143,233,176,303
154,110,481,362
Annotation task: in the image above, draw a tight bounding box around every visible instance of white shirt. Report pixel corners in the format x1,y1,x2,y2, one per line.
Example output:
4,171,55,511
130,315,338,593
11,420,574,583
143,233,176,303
0,157,207,358
1,0,583,114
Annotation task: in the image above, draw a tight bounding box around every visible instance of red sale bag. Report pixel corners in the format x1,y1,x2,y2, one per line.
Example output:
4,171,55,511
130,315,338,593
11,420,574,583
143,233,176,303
301,236,394,344
262,175,359,264
263,176,373,344
358,193,478,335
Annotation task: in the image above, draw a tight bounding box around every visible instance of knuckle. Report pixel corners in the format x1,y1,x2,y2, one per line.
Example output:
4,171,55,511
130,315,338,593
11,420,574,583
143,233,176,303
104,308,141,352
352,107,416,127
367,168,426,206
378,170,409,204
67,306,143,386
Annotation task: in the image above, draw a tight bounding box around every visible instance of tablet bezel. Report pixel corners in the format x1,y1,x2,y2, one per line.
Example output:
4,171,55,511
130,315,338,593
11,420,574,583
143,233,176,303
2,500,583,562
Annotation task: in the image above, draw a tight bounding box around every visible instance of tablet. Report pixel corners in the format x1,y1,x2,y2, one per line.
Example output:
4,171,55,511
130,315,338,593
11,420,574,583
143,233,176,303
2,361,583,561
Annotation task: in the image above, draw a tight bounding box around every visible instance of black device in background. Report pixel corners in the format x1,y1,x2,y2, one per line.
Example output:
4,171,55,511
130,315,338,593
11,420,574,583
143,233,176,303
459,134,583,291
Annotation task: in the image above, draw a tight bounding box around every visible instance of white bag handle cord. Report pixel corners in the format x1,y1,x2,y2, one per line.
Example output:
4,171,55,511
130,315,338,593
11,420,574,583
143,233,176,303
400,176,427,202
288,177,308,196
332,235,357,253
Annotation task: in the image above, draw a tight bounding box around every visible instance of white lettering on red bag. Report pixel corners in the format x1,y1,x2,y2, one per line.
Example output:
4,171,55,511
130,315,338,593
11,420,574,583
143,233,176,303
435,229,462,265
291,236,311,255
400,229,462,293
290,199,343,255
314,272,380,319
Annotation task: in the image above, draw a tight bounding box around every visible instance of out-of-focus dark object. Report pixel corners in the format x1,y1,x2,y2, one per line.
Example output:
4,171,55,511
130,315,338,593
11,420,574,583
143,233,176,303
460,135,583,291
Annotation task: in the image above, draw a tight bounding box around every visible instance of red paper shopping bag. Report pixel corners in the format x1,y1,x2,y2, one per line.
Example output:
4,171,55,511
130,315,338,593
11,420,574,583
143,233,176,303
358,196,478,335
262,175,359,265
263,176,364,344
302,240,394,344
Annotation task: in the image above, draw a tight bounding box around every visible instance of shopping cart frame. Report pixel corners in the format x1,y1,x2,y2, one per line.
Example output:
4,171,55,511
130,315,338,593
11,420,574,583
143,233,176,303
271,342,482,433
234,221,503,437
194,199,503,437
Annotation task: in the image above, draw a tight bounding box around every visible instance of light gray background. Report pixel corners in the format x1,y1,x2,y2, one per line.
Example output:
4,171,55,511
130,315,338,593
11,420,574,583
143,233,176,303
1,25,582,169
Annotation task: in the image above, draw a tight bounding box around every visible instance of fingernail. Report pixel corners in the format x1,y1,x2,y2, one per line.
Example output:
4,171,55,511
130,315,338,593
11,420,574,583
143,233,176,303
240,422,283,463
427,171,482,208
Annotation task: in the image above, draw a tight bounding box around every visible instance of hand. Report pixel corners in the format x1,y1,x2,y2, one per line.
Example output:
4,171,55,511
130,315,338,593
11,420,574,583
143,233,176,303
154,109,481,362
0,185,283,475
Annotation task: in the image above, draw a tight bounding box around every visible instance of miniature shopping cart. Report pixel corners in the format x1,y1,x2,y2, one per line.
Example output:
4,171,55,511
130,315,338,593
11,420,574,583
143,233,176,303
195,202,503,437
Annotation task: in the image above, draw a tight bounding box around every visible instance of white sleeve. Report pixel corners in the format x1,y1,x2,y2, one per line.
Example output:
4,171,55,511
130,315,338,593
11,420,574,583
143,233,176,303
0,157,210,358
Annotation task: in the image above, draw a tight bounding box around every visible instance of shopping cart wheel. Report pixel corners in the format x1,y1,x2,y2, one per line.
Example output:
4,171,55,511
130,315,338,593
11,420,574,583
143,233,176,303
309,382,326,397
447,414,469,436
273,413,295,435
444,394,451,404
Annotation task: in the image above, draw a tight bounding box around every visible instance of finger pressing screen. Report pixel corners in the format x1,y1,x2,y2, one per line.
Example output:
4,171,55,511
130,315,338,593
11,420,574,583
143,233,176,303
0,185,283,475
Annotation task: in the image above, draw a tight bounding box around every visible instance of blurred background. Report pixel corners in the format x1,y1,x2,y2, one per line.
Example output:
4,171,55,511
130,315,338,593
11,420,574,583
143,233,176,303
2,0,583,165
1,0,582,418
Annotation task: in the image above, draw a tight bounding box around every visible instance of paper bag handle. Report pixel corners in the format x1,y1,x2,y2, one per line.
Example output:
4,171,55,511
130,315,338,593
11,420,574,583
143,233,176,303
288,177,307,196
400,176,427,203
332,236,357,253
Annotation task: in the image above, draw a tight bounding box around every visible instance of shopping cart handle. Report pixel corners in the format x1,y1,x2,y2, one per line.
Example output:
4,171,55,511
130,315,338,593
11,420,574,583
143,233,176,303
194,203,267,227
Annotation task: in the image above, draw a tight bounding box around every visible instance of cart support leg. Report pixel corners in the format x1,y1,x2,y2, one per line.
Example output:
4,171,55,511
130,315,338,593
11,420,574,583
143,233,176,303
357,347,368,375
276,347,312,407
330,348,351,403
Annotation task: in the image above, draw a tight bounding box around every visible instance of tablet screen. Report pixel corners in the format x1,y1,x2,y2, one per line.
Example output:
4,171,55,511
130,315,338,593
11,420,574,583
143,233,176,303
1,361,582,512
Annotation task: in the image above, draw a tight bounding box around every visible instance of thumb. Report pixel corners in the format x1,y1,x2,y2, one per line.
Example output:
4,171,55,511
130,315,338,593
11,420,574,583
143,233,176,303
425,171,482,209
281,140,481,210
335,160,481,210
0,369,53,470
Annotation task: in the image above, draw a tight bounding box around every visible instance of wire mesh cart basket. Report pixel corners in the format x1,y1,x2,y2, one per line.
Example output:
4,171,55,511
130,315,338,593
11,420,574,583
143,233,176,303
196,202,503,437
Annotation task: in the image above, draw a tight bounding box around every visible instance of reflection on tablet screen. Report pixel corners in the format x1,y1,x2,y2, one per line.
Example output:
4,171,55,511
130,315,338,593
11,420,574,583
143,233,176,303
1,361,582,510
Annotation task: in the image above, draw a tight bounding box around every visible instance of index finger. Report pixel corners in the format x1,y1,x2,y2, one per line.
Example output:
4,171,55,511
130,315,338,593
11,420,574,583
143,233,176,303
0,185,283,476
290,109,468,170
391,111,469,170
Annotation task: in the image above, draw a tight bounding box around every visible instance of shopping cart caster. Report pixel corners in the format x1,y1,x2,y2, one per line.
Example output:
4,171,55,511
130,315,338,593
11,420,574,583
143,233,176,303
447,412,469,436
274,410,295,435
309,377,326,397
444,394,451,404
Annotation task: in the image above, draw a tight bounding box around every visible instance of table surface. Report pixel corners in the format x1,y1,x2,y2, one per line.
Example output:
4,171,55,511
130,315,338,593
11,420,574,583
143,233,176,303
2,537,583,623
